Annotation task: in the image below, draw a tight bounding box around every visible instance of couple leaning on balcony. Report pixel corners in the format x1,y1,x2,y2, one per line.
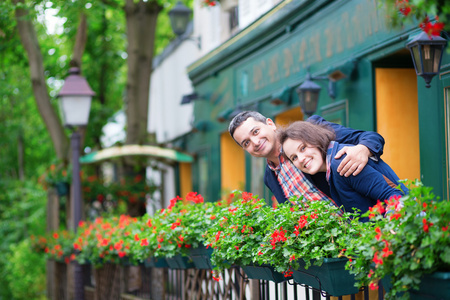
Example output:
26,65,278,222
229,111,408,222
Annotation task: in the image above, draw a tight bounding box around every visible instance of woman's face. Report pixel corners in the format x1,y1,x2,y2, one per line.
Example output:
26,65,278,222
282,138,327,175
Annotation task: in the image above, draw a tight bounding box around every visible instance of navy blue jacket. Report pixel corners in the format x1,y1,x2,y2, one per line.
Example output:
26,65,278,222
328,142,407,221
264,115,385,203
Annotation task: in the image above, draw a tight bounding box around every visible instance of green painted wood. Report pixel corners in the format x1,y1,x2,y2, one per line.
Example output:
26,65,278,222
419,71,448,200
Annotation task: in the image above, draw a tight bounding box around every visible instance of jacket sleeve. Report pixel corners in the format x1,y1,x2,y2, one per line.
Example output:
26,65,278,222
330,157,404,204
307,115,385,159
263,165,288,204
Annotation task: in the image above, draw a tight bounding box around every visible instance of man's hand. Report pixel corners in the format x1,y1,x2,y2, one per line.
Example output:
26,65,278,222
335,144,372,177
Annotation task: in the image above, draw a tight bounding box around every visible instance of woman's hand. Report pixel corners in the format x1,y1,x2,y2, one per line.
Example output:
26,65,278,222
334,144,372,177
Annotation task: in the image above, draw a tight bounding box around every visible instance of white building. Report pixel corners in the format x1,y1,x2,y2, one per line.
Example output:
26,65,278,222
146,0,282,208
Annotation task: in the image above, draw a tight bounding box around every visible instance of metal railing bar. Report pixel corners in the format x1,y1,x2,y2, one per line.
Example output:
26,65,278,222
378,280,384,300
293,283,298,300
275,281,279,300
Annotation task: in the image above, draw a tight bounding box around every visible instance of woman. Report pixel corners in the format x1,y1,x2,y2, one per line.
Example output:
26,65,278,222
278,121,407,220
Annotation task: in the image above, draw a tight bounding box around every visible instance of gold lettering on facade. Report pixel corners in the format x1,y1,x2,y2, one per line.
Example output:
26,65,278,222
310,34,322,62
260,60,267,89
283,48,293,77
342,12,354,49
324,26,333,57
298,39,307,69
365,1,373,36
269,54,280,83
371,0,379,33
253,64,263,91
335,23,343,53
353,5,363,43
291,42,301,73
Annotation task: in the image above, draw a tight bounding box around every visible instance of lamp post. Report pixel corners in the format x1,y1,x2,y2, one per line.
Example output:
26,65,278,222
58,67,94,300
407,31,447,88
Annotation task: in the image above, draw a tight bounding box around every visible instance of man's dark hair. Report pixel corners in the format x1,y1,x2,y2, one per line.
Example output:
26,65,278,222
228,111,267,141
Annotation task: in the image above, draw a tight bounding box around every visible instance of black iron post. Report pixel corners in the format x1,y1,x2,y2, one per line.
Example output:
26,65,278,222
71,129,84,300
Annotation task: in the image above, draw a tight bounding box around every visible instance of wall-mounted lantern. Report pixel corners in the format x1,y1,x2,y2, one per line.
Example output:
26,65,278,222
168,1,201,49
407,31,447,88
295,79,322,117
295,69,337,117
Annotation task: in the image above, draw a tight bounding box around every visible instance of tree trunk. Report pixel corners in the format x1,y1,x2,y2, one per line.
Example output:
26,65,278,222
13,0,70,162
124,0,162,146
71,13,88,68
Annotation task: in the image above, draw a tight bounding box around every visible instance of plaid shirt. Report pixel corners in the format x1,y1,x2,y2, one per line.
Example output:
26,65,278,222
267,154,331,202
268,152,344,215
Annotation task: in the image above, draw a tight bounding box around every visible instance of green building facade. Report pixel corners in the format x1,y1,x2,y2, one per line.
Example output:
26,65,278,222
181,0,449,202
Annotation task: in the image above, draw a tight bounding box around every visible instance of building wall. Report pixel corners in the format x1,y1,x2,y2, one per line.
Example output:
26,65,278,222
148,41,198,143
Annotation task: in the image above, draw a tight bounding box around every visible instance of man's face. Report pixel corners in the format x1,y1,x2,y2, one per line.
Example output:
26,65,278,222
232,117,278,158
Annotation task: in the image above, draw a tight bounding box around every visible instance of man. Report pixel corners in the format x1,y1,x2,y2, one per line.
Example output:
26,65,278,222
228,111,385,204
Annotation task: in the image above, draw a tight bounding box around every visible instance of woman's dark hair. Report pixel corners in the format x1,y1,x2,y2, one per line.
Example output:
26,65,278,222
278,121,336,159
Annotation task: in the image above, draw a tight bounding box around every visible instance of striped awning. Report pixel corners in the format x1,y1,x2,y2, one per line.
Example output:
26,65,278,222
80,145,193,164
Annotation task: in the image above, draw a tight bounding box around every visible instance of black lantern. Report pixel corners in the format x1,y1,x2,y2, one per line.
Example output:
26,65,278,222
168,1,192,36
407,31,447,88
296,79,321,117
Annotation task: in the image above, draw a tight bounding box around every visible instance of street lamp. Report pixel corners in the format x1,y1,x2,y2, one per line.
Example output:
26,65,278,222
407,31,447,88
58,67,94,300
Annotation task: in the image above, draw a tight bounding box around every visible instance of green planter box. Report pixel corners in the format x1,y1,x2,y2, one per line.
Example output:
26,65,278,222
292,258,358,296
381,271,450,299
242,264,291,283
165,255,195,269
189,245,214,269
144,257,169,268
55,181,70,197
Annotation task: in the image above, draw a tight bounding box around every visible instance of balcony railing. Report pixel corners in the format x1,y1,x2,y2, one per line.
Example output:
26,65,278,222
48,260,384,300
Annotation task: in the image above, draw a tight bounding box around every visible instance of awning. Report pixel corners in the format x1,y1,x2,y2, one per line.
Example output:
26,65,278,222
80,145,194,164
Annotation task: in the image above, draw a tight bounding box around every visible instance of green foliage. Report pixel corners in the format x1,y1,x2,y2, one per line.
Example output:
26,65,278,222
31,229,76,263
5,240,47,300
74,215,137,267
73,191,219,267
378,0,450,32
80,173,159,218
0,180,47,299
42,162,71,187
0,1,57,180
204,192,365,275
254,197,364,274
149,192,217,258
204,191,274,270
345,181,450,299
